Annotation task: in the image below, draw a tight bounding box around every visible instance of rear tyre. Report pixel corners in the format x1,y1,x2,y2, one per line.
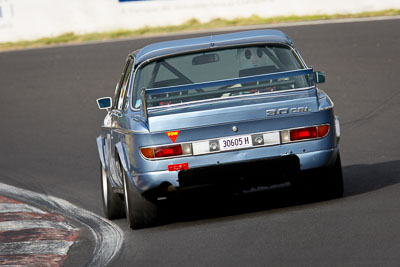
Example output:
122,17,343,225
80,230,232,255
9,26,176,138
100,162,125,219
293,152,344,200
122,168,159,229
322,153,344,199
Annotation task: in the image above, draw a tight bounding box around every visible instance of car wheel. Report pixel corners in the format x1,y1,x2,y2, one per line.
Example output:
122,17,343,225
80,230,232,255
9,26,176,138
101,162,125,219
122,167,159,229
293,152,344,200
322,152,344,199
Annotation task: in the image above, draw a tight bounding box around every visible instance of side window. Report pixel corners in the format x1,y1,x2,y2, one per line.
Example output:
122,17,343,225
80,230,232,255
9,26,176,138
113,58,133,109
117,60,133,110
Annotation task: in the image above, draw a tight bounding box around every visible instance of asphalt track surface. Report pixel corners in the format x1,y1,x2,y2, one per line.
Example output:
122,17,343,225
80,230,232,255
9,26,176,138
1,18,400,266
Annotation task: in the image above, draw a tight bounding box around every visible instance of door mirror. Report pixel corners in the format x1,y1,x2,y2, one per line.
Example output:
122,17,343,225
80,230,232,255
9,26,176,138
314,71,325,84
96,97,112,110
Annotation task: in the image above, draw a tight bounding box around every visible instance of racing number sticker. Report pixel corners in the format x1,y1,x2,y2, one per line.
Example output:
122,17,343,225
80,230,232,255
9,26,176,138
165,130,180,143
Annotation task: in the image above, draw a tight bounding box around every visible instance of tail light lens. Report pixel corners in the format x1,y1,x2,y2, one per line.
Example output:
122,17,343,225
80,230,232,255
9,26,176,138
289,124,330,142
317,125,330,138
155,145,182,158
140,147,155,159
140,143,192,159
290,127,317,141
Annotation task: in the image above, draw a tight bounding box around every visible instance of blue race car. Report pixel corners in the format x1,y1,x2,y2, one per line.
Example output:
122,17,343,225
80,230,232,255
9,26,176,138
96,29,343,229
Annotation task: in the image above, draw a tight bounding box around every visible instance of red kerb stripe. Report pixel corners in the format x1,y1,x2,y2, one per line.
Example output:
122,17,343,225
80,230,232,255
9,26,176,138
0,254,67,267
0,228,79,243
0,196,22,204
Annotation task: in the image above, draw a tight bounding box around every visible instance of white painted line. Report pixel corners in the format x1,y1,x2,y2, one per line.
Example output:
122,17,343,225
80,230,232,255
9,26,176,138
0,240,73,255
0,182,123,267
0,220,74,232
0,203,46,214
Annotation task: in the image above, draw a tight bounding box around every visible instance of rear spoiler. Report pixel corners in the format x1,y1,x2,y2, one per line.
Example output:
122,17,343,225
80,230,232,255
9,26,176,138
140,68,315,119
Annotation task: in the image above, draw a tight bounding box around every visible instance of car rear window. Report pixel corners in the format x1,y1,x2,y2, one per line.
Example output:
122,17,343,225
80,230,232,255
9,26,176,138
133,44,309,109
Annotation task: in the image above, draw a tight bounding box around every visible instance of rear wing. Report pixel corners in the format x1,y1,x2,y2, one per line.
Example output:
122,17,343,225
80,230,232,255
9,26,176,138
140,68,315,119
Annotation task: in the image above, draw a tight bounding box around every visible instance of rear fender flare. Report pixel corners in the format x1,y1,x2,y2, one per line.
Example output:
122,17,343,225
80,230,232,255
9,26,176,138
115,141,130,176
96,136,107,170
115,141,141,192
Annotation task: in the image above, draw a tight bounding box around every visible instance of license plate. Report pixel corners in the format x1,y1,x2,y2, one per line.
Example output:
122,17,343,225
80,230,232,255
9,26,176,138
219,135,252,151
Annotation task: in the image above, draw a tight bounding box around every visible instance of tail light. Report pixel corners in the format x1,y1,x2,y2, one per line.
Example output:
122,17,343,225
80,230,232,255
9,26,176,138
140,143,192,159
290,127,317,141
282,124,330,143
155,145,182,158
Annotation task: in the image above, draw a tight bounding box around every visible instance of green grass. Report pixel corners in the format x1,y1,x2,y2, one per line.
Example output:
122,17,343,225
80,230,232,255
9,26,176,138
1,9,399,51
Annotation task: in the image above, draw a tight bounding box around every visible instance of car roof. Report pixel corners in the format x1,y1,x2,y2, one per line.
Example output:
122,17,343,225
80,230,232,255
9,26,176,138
133,29,293,66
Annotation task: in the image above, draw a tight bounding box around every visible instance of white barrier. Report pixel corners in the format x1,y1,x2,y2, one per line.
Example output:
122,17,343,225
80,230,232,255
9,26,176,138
0,0,399,43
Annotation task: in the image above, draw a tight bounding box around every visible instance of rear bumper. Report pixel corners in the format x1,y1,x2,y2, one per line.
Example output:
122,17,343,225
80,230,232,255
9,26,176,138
127,147,338,194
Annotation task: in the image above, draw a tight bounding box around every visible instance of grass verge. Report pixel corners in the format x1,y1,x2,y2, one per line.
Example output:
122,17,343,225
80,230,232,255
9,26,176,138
1,9,399,51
